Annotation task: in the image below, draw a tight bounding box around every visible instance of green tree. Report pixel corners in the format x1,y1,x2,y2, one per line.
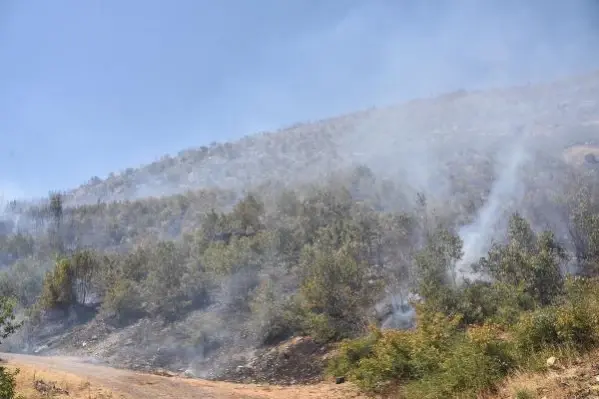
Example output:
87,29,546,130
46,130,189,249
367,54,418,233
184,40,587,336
39,258,75,311
231,193,264,234
0,297,20,342
478,213,566,306
48,191,64,254
71,250,100,305
564,180,599,275
101,278,144,325
414,227,463,314
142,241,191,320
298,223,382,341
249,278,294,344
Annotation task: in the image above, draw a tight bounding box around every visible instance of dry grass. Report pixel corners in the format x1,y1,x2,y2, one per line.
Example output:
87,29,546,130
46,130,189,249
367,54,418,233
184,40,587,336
5,363,124,399
484,350,599,399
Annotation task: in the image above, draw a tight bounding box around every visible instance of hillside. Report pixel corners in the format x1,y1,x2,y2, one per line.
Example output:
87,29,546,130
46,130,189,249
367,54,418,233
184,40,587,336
63,71,599,205
1,70,599,398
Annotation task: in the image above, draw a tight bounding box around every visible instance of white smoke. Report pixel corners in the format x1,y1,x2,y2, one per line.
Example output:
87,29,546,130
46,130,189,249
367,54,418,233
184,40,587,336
456,140,531,277
379,291,418,330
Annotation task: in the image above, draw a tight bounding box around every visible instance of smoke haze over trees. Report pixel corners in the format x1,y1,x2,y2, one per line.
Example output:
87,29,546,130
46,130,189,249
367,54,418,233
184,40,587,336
0,69,598,396
2,1,599,397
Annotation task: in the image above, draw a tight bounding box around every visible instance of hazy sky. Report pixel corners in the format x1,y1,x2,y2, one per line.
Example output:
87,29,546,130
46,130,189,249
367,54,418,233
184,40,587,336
1,0,599,198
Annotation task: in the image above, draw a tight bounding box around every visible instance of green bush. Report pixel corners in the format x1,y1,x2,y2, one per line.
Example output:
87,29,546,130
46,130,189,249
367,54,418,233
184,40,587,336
512,307,561,354
330,278,599,398
556,277,599,349
328,306,516,398
100,278,144,325
403,321,515,399
404,340,508,399
327,329,378,378
328,327,412,393
0,296,23,399
513,277,599,357
0,366,23,399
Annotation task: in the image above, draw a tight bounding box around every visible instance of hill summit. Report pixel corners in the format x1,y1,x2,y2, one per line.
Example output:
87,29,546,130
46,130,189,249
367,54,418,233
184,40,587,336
65,70,599,205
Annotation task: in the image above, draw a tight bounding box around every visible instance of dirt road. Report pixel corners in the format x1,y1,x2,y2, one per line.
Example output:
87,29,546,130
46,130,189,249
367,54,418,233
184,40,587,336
1,352,365,399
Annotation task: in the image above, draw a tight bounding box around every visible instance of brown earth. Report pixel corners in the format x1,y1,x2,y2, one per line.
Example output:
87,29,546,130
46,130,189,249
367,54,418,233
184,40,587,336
1,353,367,399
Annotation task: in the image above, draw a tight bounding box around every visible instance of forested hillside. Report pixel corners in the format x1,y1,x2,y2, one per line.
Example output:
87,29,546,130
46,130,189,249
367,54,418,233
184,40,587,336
1,71,599,398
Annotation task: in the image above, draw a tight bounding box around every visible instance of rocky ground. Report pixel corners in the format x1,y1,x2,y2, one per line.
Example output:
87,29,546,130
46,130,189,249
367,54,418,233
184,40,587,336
216,336,331,385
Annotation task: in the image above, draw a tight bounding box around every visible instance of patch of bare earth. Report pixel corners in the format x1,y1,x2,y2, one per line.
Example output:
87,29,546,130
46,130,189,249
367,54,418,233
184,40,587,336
217,337,330,385
1,353,367,399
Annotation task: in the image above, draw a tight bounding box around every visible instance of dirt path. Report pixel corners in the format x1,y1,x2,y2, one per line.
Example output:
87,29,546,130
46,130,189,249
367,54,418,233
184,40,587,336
1,353,365,399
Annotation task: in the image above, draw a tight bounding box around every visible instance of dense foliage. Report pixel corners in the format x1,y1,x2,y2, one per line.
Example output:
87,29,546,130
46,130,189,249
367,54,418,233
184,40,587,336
323,169,599,397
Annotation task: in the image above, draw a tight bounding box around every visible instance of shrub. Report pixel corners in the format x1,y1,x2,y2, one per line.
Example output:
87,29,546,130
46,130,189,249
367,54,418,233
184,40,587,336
327,328,378,377
0,366,23,399
100,278,144,326
556,276,599,349
403,323,515,398
456,281,534,326
248,279,296,344
328,327,411,393
0,296,23,399
512,307,561,354
327,307,516,397
404,338,509,399
513,277,599,356
0,259,46,307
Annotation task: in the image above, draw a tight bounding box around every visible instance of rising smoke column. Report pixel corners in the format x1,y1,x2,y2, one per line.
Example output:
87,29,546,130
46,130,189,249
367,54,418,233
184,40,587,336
456,141,531,278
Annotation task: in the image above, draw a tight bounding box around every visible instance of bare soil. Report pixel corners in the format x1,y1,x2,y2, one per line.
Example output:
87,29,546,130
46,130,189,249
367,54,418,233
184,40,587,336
1,352,366,399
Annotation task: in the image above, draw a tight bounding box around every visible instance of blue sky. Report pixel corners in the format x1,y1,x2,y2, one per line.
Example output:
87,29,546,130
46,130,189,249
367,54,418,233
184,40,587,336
1,0,599,198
